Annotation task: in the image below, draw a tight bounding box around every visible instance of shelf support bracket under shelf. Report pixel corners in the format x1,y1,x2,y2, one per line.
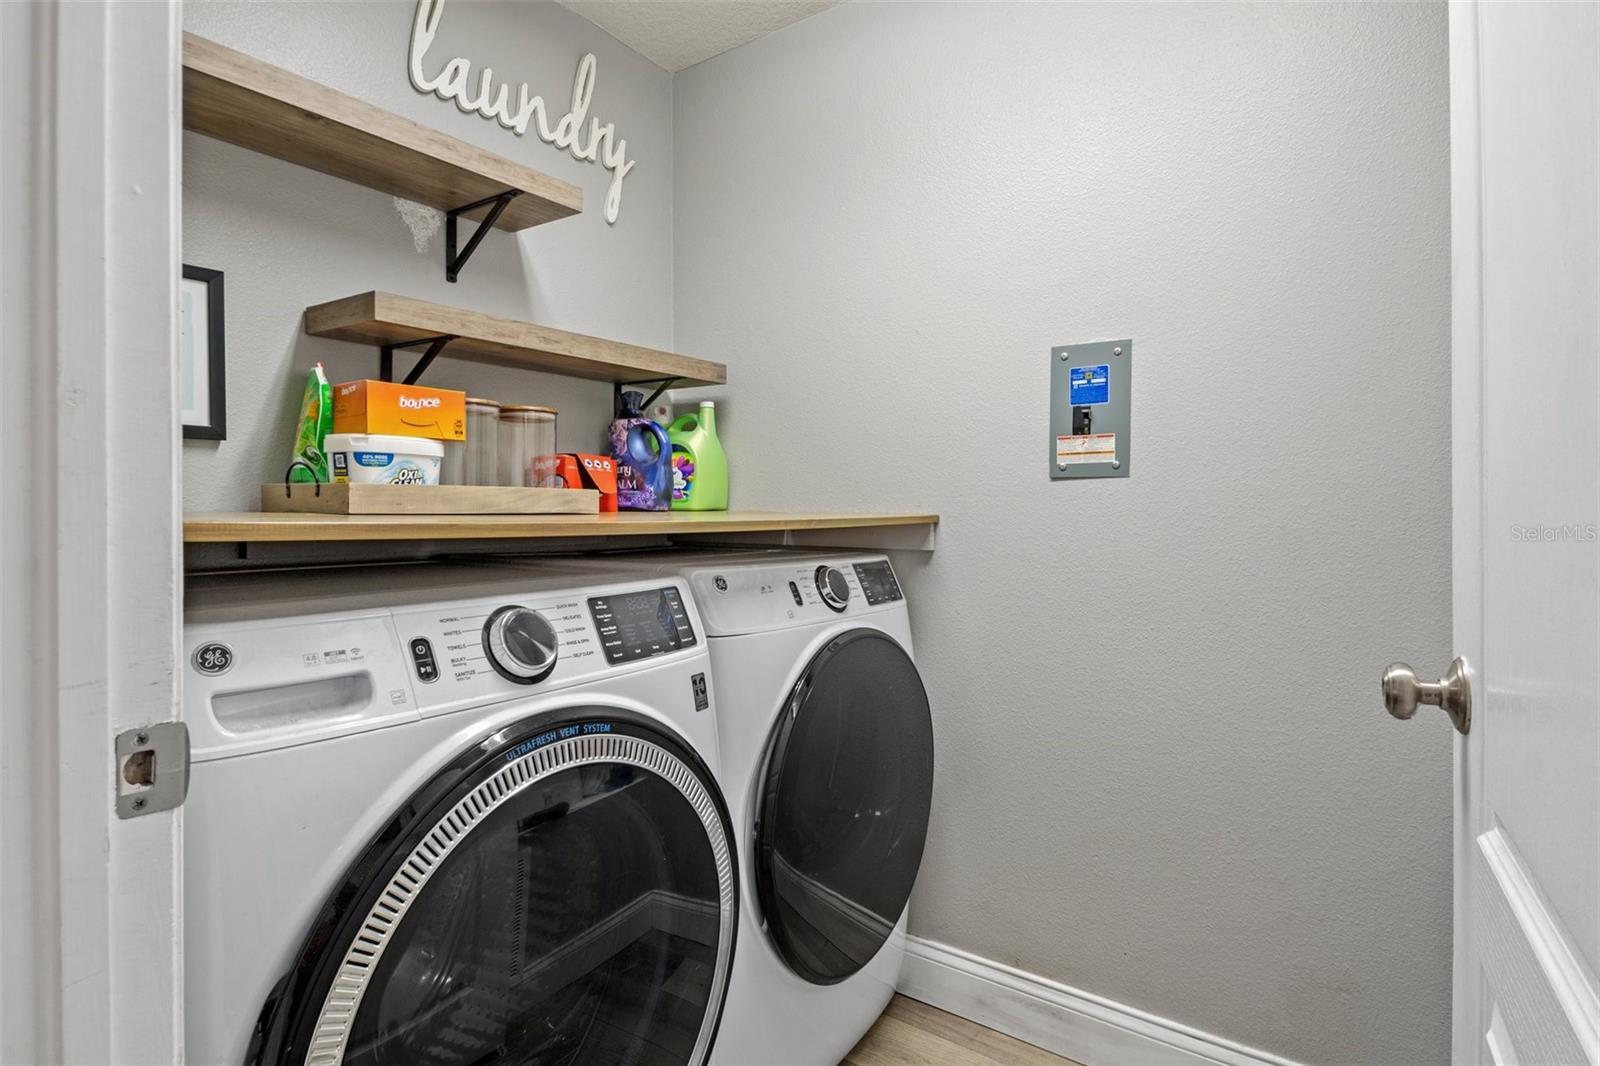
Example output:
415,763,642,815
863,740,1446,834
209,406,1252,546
380,334,456,385
445,190,521,283
615,377,680,416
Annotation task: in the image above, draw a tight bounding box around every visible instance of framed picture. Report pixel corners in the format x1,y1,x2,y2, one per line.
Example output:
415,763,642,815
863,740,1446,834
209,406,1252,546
180,265,226,440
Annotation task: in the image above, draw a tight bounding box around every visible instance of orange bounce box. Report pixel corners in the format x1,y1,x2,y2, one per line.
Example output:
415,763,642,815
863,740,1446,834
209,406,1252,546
533,453,618,512
332,380,466,441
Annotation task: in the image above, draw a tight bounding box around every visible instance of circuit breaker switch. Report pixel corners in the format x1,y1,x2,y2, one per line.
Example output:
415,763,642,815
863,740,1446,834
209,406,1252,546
1049,342,1131,480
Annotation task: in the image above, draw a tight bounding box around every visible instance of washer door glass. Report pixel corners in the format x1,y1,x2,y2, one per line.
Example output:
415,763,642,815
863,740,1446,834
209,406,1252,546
252,713,736,1066
755,629,935,985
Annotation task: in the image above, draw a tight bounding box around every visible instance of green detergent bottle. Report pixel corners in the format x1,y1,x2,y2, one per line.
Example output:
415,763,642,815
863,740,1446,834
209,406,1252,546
668,401,728,510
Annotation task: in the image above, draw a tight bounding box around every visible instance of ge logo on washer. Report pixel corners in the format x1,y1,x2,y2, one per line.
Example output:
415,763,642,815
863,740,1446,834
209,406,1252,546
713,576,728,592
192,642,234,676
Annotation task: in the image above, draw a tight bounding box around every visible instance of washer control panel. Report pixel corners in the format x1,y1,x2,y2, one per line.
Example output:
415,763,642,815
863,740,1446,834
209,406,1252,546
588,586,697,665
394,593,592,708
183,575,709,759
393,578,702,718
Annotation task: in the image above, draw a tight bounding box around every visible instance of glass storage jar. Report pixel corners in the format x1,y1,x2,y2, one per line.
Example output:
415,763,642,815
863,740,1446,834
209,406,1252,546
464,398,501,486
441,441,465,485
497,405,558,487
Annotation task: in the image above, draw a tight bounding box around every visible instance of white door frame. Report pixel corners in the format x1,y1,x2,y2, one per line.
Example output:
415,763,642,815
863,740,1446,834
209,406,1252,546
1449,0,1487,1058
0,2,184,1062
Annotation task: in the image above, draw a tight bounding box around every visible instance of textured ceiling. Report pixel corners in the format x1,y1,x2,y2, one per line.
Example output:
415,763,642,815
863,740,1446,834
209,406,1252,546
558,0,839,72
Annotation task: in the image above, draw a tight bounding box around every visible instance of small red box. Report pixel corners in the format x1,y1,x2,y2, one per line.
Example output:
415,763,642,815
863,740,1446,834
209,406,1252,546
533,453,618,512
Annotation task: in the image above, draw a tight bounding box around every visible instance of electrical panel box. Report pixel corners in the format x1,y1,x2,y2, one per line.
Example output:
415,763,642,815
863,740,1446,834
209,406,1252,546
1049,339,1131,480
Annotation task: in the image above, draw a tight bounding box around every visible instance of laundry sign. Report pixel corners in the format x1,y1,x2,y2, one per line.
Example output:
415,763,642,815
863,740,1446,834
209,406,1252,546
408,0,637,223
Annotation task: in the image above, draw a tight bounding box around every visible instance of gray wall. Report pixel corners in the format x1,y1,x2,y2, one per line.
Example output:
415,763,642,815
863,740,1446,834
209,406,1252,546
184,2,1454,1059
183,0,673,511
673,4,1453,1063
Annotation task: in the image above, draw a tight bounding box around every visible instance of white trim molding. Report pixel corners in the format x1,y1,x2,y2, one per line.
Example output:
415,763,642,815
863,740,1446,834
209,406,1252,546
1475,828,1600,1064
0,1,183,1062
1447,5,1488,1060
899,936,1302,1066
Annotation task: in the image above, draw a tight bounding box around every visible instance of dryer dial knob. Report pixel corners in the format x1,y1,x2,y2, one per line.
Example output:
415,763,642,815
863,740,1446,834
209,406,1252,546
815,566,851,612
484,606,559,684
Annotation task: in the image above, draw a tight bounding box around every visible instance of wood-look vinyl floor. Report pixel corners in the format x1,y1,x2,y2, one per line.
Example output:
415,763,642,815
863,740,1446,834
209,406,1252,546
840,995,1081,1066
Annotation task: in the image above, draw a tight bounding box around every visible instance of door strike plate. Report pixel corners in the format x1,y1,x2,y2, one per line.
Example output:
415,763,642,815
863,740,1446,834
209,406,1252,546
115,722,190,819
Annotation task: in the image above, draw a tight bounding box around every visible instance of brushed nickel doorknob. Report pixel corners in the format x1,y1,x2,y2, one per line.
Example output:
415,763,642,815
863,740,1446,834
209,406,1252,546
1382,657,1472,735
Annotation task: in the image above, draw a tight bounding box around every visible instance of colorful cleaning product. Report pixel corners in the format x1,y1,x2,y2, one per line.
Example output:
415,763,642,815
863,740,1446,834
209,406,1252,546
668,401,728,510
536,453,619,512
323,433,443,485
608,391,672,511
287,363,333,482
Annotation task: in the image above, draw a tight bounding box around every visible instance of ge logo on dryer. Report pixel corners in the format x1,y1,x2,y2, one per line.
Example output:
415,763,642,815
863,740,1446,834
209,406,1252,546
192,642,234,676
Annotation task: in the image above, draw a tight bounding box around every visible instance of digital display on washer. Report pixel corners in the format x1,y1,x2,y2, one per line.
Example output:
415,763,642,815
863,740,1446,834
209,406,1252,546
853,561,903,605
588,587,697,665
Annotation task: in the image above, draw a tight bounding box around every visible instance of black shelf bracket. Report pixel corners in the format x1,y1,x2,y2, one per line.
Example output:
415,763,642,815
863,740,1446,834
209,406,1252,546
380,334,456,385
445,190,521,283
615,377,680,416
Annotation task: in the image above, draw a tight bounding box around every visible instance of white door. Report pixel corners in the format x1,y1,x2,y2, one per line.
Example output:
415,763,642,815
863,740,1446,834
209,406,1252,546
1439,3,1600,1063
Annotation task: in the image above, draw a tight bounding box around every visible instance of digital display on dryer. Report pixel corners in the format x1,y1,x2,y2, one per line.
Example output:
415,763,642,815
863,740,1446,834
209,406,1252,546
588,587,697,665
853,561,903,605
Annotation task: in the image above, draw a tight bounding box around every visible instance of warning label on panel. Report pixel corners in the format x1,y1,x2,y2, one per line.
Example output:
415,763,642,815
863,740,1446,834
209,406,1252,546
1055,433,1117,465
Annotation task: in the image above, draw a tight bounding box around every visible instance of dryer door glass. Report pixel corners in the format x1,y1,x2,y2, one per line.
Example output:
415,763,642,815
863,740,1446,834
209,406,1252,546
253,713,736,1066
755,629,935,985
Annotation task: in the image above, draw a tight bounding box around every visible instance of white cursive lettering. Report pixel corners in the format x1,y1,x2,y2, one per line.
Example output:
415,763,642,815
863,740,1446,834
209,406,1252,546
409,0,634,223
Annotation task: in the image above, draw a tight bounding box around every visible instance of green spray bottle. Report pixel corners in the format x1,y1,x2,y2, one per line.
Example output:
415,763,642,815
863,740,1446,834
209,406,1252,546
667,401,728,510
287,363,333,482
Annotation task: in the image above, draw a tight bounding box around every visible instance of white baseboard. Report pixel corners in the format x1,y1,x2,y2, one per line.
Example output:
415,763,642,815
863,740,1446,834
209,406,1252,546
898,936,1303,1066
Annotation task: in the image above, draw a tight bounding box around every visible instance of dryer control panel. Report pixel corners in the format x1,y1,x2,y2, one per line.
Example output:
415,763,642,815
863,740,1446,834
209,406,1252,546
687,555,906,636
852,560,904,606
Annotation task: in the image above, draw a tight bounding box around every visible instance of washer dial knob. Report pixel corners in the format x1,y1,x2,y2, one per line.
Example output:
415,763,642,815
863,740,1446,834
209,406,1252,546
815,566,851,612
483,605,559,683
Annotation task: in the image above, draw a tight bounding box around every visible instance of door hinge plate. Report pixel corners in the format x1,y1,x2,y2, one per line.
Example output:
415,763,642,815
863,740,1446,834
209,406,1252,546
115,722,190,819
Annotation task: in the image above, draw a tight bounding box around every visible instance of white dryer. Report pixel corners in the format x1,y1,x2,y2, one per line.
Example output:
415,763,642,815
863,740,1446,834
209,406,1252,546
184,563,737,1066
501,551,935,1066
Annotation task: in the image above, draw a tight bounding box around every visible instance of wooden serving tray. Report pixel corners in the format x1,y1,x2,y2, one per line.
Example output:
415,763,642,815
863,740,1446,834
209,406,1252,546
261,483,599,516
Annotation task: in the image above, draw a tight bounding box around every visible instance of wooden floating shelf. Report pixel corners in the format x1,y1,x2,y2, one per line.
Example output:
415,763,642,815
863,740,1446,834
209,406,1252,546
261,484,599,516
182,33,582,231
305,292,728,388
184,510,938,544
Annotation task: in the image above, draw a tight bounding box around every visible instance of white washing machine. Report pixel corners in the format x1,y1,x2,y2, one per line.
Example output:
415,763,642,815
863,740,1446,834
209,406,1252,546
493,551,935,1066
183,563,737,1066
